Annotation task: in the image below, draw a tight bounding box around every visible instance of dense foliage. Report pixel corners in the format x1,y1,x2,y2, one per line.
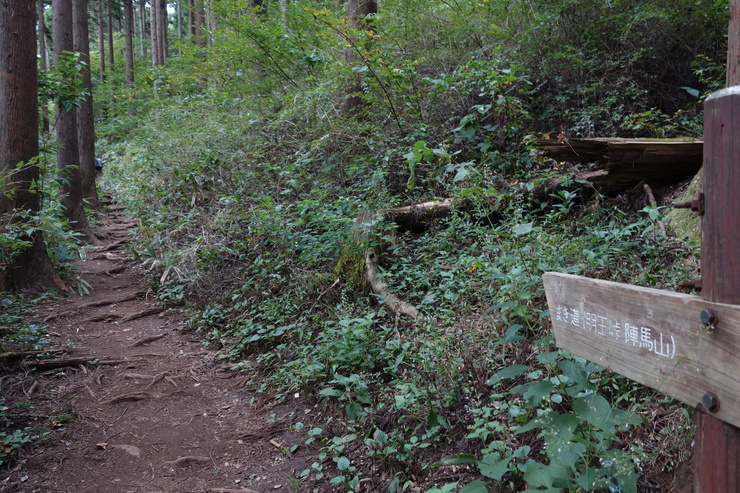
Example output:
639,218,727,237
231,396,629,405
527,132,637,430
3,0,727,490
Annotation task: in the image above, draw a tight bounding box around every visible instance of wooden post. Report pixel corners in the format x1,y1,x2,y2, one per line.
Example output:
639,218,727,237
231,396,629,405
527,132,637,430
694,87,740,492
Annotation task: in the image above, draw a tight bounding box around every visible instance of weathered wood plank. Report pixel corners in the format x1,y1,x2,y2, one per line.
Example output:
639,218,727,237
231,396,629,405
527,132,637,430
542,272,740,429
533,138,703,194
695,85,740,493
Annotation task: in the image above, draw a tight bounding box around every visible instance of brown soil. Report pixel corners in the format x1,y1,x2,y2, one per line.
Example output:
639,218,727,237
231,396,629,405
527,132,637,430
2,202,317,493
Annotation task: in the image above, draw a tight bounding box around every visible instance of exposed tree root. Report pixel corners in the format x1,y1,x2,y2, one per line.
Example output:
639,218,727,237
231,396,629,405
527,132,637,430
30,357,129,371
103,238,130,251
104,391,156,405
43,291,146,322
86,314,121,322
129,333,167,347
106,264,127,275
143,371,171,391
164,456,211,466
120,306,164,323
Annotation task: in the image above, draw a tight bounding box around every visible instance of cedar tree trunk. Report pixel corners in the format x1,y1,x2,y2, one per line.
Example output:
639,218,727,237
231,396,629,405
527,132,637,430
0,0,66,291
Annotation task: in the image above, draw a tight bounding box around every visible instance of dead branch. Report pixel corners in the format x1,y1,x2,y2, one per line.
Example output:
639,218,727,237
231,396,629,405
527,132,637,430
365,252,419,320
643,183,667,236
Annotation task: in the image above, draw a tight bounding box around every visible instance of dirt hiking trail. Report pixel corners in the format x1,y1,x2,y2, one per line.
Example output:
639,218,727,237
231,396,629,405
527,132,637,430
4,200,317,493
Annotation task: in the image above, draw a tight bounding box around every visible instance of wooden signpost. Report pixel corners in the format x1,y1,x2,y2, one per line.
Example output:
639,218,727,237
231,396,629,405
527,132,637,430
543,87,740,492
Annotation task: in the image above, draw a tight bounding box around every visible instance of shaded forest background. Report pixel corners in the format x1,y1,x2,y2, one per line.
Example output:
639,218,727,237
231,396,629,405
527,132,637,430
1,0,733,491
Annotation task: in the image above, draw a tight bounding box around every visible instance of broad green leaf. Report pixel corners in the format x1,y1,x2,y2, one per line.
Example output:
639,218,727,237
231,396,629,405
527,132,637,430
336,456,350,471
479,453,513,480
512,222,534,235
486,364,530,385
511,380,555,405
435,454,479,466
458,480,489,493
557,360,594,391
573,394,613,430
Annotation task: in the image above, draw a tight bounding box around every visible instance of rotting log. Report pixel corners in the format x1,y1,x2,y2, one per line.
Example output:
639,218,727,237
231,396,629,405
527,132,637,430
386,198,458,231
533,138,703,195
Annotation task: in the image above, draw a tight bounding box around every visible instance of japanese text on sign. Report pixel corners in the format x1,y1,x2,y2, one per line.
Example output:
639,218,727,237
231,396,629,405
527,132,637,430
554,305,676,359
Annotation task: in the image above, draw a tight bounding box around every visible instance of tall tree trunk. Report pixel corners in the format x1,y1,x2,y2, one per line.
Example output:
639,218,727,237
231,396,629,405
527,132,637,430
150,0,159,65
159,0,168,60
729,0,740,86
98,0,106,82
192,0,205,47
177,0,182,42
343,0,377,114
0,0,66,292
53,0,98,244
37,0,51,136
107,0,115,69
206,0,215,39
279,0,287,27
124,0,135,86
73,0,103,212
139,0,147,58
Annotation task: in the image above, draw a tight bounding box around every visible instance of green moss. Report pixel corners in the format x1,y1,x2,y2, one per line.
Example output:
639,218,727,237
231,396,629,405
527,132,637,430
666,172,702,249
334,243,368,292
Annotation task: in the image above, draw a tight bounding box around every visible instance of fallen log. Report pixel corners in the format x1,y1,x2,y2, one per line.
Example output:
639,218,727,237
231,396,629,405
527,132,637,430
533,138,703,194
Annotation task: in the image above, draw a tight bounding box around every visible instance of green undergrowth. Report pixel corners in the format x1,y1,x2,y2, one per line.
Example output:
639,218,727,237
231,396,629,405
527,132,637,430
0,293,54,467
102,96,697,490
92,0,717,490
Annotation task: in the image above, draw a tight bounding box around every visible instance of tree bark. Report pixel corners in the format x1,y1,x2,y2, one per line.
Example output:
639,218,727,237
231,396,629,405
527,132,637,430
177,0,183,42
124,0,135,85
343,0,377,114
53,0,99,244
139,0,147,59
98,0,106,82
158,0,168,61
192,0,205,47
37,0,51,136
279,0,286,27
728,0,740,86
150,0,159,65
107,0,115,69
0,0,66,291
74,0,103,212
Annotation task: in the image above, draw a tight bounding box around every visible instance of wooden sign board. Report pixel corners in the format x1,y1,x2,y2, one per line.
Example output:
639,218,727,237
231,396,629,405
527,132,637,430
543,272,740,429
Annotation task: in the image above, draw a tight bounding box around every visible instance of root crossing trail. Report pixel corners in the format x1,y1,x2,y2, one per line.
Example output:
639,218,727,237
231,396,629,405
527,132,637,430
7,201,313,493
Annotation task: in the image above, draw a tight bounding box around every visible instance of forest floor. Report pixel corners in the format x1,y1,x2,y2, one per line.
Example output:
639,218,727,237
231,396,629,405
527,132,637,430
2,200,318,493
